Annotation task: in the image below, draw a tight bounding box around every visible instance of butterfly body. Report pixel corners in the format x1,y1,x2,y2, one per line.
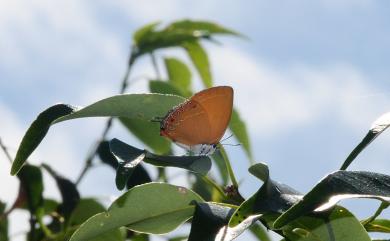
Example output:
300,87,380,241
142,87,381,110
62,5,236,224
160,86,233,155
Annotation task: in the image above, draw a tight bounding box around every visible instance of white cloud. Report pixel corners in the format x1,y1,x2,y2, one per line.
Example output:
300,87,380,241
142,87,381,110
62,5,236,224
210,46,390,137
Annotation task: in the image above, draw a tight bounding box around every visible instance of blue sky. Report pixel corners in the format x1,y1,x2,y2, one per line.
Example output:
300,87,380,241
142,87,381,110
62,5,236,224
1,1,390,240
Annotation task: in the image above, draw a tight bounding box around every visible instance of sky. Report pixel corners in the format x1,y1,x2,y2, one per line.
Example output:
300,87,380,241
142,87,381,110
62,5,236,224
1,0,390,240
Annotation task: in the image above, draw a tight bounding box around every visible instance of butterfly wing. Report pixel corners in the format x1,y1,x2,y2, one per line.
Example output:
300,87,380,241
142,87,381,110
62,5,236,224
160,99,212,146
191,86,233,144
161,86,233,146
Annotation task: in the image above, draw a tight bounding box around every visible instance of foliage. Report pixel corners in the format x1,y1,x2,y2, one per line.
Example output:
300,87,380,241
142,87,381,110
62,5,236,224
1,19,389,241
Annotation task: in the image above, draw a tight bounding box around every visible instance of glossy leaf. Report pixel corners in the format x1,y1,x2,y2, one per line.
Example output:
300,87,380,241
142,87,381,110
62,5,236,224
11,104,75,175
229,163,302,228
229,108,252,161
164,58,192,97
340,112,390,170
69,183,204,241
188,202,234,241
11,94,185,176
274,171,390,229
183,41,212,88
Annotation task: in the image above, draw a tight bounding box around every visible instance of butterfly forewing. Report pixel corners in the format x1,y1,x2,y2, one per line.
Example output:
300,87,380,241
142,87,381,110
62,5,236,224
161,86,233,147
191,86,233,144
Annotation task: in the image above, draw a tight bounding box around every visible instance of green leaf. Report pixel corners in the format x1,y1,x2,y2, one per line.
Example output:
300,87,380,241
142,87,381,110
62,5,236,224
274,171,390,229
148,80,184,97
188,202,234,241
11,94,185,176
229,163,302,228
68,199,106,227
168,20,240,36
364,219,390,233
340,112,390,170
17,165,44,214
0,201,8,241
283,206,371,241
69,183,204,241
110,138,212,177
182,41,212,88
133,19,239,58
56,94,185,123
164,58,192,97
249,223,271,241
133,22,161,45
11,104,75,175
211,150,229,185
42,164,80,220
229,108,253,161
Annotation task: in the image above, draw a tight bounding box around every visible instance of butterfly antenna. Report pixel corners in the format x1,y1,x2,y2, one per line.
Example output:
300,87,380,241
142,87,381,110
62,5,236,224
220,134,234,143
222,143,241,147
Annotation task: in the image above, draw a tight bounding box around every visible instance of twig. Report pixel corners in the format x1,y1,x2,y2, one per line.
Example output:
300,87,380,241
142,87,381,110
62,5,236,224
75,53,136,185
0,137,13,163
150,53,161,79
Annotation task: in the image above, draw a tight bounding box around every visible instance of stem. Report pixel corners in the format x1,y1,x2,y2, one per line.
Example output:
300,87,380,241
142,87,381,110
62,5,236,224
75,53,136,185
218,145,239,188
150,53,161,79
201,175,228,200
362,201,389,225
0,137,13,163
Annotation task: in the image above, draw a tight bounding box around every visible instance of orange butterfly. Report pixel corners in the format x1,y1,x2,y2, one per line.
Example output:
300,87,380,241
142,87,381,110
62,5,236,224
160,86,233,155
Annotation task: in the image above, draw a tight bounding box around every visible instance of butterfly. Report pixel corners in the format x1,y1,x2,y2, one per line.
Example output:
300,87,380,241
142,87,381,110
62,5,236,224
160,86,233,155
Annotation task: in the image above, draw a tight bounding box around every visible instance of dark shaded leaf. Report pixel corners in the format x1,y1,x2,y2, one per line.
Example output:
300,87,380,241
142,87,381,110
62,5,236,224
164,58,192,97
110,138,212,180
149,80,184,96
229,109,252,161
126,164,152,190
17,165,44,214
274,171,390,229
229,163,302,228
188,202,234,241
0,201,8,241
364,219,390,233
109,139,146,190
11,104,75,175
42,164,80,220
70,183,204,241
97,141,118,169
183,41,212,88
340,112,390,170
